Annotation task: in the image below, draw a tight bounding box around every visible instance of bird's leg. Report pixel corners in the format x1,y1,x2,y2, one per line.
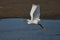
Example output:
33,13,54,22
38,23,46,31
38,23,44,29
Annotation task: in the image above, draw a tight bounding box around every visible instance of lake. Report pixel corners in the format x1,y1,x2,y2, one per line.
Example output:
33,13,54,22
0,18,60,40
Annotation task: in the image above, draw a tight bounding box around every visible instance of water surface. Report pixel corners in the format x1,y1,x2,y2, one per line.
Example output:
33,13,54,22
0,18,60,40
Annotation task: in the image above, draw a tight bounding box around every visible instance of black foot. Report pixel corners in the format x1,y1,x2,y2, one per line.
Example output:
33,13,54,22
38,23,46,31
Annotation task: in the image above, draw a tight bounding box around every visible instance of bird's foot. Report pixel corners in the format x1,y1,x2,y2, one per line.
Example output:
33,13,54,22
41,27,46,31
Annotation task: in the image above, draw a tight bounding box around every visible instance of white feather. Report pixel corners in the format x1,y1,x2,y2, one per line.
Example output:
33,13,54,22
27,4,40,24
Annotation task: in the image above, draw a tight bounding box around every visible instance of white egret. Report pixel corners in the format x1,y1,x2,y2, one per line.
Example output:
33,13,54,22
27,4,45,30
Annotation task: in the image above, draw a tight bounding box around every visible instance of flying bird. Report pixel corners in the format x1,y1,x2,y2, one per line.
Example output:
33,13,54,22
27,4,46,30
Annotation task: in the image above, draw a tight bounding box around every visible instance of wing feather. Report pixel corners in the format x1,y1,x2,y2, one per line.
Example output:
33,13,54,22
33,5,40,20
30,4,37,20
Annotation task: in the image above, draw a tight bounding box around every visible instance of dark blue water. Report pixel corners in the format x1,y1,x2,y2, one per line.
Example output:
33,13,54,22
0,18,60,40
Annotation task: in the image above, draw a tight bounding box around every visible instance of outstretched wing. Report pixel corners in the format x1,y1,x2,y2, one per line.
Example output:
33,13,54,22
30,4,37,21
33,5,40,20
27,4,40,24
